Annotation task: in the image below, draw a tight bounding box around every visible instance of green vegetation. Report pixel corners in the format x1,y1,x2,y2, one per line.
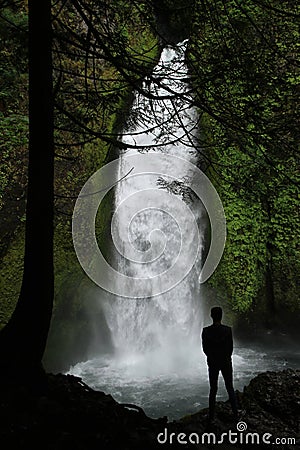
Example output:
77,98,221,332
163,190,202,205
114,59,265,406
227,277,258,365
0,4,28,210
0,0,299,365
188,0,300,324
0,3,28,323
0,0,160,368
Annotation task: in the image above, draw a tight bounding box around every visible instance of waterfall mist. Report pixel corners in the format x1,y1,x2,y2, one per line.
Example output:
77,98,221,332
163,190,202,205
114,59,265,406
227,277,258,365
69,42,300,419
100,42,204,376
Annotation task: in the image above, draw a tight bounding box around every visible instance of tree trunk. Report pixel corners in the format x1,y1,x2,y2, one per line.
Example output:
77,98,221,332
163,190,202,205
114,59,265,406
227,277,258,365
0,0,54,377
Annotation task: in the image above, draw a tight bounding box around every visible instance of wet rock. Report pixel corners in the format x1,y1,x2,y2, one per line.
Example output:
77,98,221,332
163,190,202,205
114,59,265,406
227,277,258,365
242,369,300,429
170,369,299,449
0,369,298,449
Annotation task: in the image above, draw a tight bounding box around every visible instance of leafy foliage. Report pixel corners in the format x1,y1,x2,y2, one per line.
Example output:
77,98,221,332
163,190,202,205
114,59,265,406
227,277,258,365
0,0,161,366
188,0,300,316
0,0,299,336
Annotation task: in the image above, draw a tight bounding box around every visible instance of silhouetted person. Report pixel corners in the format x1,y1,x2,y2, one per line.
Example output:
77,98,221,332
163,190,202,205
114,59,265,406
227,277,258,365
202,307,238,422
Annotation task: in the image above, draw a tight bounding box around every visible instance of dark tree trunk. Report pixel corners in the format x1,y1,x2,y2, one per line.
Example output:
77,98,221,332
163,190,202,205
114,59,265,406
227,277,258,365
0,0,54,377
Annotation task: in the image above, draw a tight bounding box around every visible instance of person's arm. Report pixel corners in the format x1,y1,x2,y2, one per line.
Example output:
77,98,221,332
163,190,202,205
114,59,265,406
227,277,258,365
202,328,209,356
228,327,233,356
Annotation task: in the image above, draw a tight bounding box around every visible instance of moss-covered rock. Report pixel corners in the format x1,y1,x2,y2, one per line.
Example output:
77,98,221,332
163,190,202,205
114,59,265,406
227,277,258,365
187,0,300,329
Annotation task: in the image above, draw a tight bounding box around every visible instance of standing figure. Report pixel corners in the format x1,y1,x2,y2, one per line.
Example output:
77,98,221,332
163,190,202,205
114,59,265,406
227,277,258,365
202,306,238,422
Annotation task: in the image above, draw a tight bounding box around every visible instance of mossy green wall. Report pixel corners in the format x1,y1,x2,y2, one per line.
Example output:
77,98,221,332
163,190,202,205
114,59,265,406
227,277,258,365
186,0,300,330
0,1,160,371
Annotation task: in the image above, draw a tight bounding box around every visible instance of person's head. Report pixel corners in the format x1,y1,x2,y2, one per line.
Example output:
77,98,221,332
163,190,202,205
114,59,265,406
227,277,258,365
211,306,222,323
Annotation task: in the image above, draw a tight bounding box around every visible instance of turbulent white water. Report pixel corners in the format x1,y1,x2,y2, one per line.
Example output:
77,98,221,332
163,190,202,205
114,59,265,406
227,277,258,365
69,43,300,420
70,344,299,419
100,42,204,371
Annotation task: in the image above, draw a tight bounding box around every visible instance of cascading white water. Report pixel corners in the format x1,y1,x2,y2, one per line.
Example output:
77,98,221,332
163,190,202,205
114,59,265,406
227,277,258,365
101,42,205,374
70,42,299,419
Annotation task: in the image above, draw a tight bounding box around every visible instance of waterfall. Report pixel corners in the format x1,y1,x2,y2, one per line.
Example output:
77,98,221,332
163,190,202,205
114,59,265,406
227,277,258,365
101,42,205,375
69,42,299,420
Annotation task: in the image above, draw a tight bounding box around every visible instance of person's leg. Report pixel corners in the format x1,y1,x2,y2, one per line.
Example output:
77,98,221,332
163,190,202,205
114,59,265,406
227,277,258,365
221,360,238,418
208,365,219,421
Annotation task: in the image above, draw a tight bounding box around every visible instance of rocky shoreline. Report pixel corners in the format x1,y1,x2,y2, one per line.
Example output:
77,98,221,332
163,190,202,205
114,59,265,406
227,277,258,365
0,369,299,449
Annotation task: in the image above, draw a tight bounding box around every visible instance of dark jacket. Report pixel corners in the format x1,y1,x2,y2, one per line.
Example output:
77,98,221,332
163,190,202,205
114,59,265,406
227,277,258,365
202,324,233,366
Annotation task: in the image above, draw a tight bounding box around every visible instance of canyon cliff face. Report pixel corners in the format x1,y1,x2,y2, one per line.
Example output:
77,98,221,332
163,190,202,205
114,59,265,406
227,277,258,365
0,1,299,374
187,0,300,330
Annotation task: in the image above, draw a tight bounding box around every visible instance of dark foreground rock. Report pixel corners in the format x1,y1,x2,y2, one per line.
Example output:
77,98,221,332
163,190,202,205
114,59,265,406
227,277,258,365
0,369,299,449
171,369,299,449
